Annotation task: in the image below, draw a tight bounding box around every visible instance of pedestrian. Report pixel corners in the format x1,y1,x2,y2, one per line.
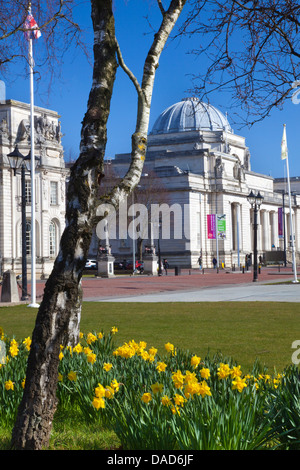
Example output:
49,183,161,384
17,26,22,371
163,259,169,275
197,255,202,270
213,257,217,269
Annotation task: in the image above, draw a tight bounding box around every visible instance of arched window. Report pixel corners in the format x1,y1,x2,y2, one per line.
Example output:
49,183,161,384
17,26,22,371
49,221,57,257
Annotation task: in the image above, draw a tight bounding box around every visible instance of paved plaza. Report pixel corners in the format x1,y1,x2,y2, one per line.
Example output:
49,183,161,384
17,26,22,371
0,266,299,306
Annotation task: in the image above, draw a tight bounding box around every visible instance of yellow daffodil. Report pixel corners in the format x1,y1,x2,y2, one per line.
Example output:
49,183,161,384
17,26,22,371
217,363,231,379
92,397,105,410
111,326,118,334
9,339,19,357
103,362,113,371
67,371,77,381
141,392,152,404
173,393,186,407
198,380,212,398
156,361,167,373
172,370,185,389
95,384,106,398
149,347,158,356
200,368,210,380
104,386,115,399
110,379,120,391
5,380,14,391
161,395,172,406
231,365,242,379
86,332,97,345
151,382,164,394
73,343,83,354
232,376,247,392
165,342,175,353
22,337,31,351
191,355,201,369
87,352,96,364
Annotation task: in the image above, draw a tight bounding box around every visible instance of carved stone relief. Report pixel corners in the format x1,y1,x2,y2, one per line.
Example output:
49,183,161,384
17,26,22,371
17,114,62,145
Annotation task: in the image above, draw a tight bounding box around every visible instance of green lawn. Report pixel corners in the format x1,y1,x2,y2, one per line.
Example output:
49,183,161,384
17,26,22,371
0,301,299,372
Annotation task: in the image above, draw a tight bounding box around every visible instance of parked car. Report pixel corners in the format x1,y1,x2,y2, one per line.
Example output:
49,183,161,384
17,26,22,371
85,259,97,270
125,260,144,272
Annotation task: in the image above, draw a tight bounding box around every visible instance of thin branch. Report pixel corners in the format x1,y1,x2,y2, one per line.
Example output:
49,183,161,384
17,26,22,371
157,0,166,16
115,38,145,103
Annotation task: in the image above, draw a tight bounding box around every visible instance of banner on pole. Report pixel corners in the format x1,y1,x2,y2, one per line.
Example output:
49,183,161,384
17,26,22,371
207,214,226,239
207,214,216,239
278,207,283,238
217,214,226,240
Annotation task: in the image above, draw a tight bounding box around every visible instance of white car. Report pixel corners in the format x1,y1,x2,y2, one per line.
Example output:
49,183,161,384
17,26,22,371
85,259,97,270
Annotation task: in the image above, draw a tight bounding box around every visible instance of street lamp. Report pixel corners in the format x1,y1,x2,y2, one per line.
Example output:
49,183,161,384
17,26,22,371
247,190,264,282
157,216,162,276
7,146,39,301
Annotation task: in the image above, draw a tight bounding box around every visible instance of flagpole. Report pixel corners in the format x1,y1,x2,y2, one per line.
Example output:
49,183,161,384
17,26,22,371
282,124,298,284
27,4,39,307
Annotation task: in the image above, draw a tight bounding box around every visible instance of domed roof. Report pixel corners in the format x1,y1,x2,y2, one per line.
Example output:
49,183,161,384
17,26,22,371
150,98,232,135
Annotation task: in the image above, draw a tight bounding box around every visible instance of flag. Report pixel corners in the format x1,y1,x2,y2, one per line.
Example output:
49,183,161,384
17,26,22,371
281,124,288,160
24,13,41,40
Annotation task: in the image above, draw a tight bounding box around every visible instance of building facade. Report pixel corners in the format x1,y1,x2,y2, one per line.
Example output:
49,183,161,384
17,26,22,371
99,98,300,269
0,87,67,278
0,91,299,276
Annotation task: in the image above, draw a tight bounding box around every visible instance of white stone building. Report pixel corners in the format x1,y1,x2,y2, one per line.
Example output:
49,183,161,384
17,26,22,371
98,98,300,269
0,87,67,278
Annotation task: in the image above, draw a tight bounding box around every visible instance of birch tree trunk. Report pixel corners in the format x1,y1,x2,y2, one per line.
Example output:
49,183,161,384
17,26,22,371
11,0,118,450
11,0,186,450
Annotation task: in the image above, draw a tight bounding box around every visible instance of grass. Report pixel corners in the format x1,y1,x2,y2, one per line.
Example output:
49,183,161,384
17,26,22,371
0,415,121,450
1,301,299,451
1,301,299,372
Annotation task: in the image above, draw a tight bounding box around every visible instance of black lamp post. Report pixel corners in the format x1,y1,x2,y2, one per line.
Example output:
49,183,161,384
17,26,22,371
157,216,162,276
7,146,38,301
247,190,264,282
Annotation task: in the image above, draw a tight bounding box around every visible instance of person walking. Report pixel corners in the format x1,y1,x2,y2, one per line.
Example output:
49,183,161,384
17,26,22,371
212,257,217,269
163,259,169,275
197,255,202,271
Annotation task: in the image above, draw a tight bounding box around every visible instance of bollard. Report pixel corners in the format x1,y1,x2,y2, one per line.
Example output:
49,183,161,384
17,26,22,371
1,270,19,303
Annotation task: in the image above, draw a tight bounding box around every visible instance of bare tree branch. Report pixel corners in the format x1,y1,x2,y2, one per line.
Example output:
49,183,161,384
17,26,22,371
179,0,300,126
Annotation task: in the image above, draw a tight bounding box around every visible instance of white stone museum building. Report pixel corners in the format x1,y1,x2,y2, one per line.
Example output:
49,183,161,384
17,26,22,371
0,83,67,278
0,87,299,276
97,97,300,269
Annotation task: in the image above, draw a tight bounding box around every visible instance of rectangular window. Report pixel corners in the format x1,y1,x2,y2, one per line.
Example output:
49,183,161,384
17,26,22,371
25,180,31,205
50,181,58,205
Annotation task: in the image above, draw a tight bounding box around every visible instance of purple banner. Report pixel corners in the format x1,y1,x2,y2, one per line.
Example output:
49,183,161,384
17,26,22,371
207,214,216,239
278,207,283,238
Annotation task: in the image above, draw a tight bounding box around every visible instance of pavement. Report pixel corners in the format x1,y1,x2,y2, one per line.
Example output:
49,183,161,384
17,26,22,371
86,267,300,303
1,266,298,306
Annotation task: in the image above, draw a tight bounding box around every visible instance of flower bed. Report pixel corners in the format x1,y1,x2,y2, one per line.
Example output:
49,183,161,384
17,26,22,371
0,326,299,450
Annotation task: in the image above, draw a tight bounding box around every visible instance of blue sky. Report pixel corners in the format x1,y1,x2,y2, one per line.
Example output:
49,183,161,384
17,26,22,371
3,0,300,178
